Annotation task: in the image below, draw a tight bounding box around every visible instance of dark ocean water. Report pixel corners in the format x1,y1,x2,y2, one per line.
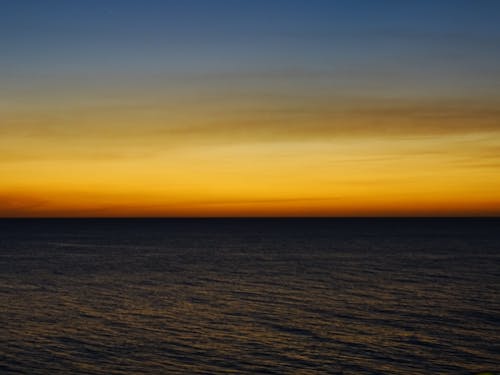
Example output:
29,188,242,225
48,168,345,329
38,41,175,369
0,218,499,374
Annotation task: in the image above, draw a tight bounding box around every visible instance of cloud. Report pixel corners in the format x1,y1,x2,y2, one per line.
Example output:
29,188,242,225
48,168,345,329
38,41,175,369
1,94,500,164
0,193,49,216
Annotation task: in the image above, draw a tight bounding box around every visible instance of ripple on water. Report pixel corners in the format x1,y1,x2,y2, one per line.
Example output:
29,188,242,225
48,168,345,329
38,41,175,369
0,218,499,374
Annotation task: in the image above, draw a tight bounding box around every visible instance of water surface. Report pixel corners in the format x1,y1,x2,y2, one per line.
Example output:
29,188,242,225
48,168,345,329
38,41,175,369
1,218,499,374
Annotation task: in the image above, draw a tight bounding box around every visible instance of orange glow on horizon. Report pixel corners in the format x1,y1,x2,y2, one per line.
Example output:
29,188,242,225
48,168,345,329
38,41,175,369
2,133,500,217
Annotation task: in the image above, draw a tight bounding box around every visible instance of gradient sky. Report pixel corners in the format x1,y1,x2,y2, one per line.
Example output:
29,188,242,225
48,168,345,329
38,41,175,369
1,0,500,217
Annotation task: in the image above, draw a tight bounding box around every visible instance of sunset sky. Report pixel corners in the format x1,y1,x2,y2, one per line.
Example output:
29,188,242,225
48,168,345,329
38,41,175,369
1,0,500,217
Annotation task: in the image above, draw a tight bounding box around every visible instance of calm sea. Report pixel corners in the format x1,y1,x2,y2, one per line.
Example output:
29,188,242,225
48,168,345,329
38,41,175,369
0,218,499,374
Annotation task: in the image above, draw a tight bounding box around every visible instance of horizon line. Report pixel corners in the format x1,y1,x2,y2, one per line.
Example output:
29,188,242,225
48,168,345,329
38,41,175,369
1,216,499,220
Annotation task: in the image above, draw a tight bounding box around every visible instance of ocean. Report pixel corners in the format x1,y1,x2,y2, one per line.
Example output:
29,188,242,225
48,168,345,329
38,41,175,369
0,218,499,374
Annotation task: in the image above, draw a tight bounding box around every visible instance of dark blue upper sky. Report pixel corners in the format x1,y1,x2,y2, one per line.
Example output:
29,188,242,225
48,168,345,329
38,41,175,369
2,1,500,75
1,1,500,105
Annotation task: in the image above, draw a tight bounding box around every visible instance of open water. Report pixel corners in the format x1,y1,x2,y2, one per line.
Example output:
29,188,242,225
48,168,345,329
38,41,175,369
0,218,499,374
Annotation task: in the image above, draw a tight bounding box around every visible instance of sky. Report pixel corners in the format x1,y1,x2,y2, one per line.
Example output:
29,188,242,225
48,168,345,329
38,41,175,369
1,0,500,217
